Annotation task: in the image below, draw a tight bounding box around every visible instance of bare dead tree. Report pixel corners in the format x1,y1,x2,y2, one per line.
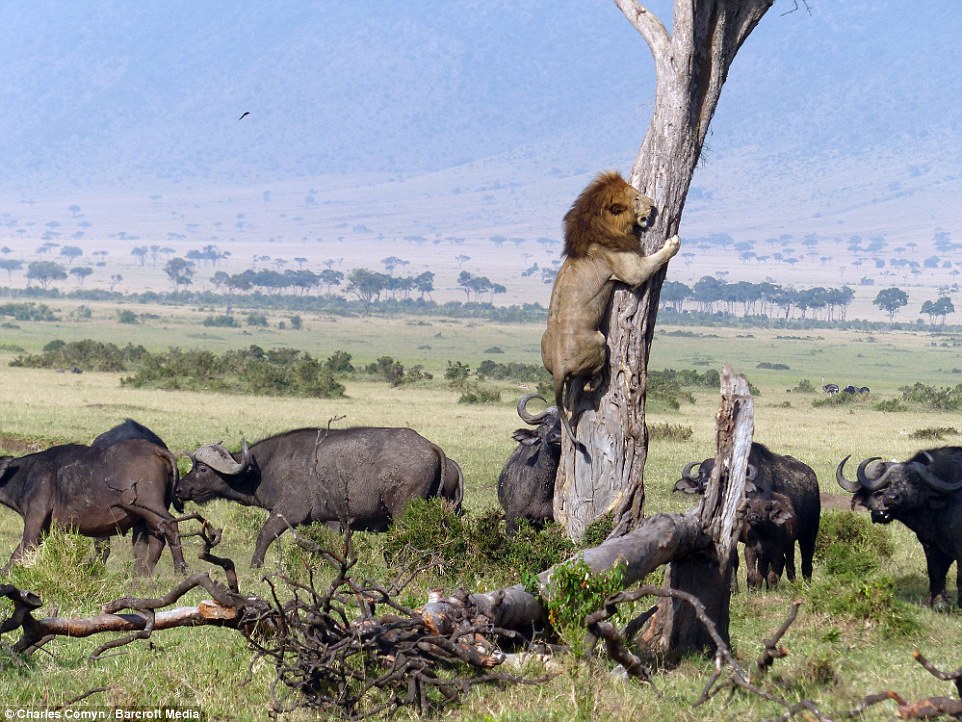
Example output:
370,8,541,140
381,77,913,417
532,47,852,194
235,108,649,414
555,0,780,541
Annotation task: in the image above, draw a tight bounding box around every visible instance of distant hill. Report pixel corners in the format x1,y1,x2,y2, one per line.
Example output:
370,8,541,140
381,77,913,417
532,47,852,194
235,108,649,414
0,2,959,322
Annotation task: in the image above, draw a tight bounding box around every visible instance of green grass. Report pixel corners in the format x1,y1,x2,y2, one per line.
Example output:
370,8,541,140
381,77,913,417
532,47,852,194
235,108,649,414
1,304,962,720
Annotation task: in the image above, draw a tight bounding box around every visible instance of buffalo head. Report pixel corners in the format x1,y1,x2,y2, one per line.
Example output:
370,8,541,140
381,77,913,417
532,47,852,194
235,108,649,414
673,457,758,495
512,393,561,449
177,439,256,505
836,448,962,522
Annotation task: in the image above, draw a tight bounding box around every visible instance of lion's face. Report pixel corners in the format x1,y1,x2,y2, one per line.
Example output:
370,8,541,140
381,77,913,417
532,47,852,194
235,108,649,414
599,176,654,235
563,171,657,258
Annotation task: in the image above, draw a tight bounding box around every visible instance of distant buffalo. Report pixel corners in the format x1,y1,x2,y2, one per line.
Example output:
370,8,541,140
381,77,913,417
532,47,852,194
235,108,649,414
176,427,464,567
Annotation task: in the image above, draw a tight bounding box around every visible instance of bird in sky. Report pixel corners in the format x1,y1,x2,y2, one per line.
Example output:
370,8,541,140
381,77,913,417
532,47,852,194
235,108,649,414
238,111,250,120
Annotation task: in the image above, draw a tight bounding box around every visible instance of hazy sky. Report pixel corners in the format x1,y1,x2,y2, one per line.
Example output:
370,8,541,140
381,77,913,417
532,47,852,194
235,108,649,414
2,1,959,193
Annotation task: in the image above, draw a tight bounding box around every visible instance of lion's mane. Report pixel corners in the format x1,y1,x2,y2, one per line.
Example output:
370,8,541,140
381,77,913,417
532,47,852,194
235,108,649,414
562,171,651,259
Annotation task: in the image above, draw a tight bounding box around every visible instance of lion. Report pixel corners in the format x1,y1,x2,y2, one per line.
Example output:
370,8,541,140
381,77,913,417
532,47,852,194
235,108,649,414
541,171,681,447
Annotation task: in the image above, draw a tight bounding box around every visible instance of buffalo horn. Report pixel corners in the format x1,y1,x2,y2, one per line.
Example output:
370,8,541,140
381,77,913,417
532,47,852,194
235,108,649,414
856,456,896,491
745,464,758,482
907,460,962,493
193,439,250,475
681,461,701,481
517,393,550,424
835,455,861,493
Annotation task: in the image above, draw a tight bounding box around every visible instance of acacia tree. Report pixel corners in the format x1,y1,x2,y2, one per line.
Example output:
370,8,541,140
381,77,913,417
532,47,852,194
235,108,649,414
555,0,777,540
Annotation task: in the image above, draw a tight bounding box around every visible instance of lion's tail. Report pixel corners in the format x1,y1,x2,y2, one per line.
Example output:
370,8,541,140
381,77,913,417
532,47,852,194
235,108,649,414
556,375,585,451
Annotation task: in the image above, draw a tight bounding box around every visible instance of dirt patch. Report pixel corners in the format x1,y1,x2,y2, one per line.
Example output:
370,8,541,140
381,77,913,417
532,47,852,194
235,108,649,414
0,434,54,455
820,492,858,512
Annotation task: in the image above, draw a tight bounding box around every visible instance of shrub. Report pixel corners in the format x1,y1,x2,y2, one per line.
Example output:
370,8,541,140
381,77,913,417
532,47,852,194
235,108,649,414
814,511,893,578
11,339,149,372
245,313,268,327
117,309,138,324
792,379,816,393
458,382,501,404
530,556,625,654
909,426,960,441
203,314,239,327
648,422,694,442
381,500,575,583
899,382,962,411
366,356,406,386
444,360,471,387
875,399,907,412
324,350,354,375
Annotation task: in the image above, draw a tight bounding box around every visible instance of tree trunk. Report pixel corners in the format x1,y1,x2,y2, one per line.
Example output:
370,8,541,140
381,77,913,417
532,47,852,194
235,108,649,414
642,366,754,653
477,367,752,657
554,0,773,540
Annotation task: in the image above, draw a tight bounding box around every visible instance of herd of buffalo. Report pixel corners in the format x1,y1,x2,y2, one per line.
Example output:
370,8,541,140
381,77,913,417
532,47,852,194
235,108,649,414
1,403,961,608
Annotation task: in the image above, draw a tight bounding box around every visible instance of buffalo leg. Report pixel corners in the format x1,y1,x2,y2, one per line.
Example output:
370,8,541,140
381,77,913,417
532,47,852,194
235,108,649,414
798,529,816,580
252,513,294,568
921,544,952,608
4,515,48,573
743,544,760,590
784,541,797,582
132,521,166,576
127,509,186,574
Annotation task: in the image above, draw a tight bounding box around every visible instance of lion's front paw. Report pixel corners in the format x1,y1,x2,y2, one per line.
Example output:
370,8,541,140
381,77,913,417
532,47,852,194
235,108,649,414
663,234,681,258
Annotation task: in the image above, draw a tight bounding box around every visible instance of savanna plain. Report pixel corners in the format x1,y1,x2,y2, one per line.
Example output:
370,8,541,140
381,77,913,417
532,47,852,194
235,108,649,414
1,298,961,721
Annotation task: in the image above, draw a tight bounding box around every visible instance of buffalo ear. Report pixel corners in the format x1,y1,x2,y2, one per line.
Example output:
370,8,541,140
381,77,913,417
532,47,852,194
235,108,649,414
511,428,538,445
771,505,794,526
744,480,758,494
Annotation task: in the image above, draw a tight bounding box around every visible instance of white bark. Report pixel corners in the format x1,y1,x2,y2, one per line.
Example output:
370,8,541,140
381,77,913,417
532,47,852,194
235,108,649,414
555,0,773,540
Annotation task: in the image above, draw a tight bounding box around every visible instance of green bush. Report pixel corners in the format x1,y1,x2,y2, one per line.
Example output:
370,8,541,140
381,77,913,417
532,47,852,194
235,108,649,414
381,500,575,582
11,339,149,372
909,426,960,441
648,422,693,442
245,313,268,327
121,345,345,398
117,309,138,324
458,382,501,404
814,511,893,577
898,382,962,411
203,314,239,327
792,378,816,393
444,360,471,387
6,528,107,614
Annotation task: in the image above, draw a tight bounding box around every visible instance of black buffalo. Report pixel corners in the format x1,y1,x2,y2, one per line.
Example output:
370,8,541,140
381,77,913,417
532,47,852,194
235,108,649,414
741,492,797,590
89,418,180,563
675,441,821,584
497,394,561,535
0,439,185,575
836,447,962,607
176,427,465,567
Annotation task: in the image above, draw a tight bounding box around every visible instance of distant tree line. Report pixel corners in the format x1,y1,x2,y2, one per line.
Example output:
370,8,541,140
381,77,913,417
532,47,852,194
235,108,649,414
662,278,857,321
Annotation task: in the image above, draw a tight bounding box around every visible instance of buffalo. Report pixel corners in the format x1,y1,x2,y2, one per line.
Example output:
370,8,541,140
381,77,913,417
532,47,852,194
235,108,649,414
0,439,185,575
675,441,820,585
836,447,962,607
176,427,465,567
89,418,180,563
741,492,797,590
497,394,561,535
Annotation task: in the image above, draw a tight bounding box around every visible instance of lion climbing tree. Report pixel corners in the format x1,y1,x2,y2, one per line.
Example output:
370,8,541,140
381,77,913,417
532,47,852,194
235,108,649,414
554,0,775,539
